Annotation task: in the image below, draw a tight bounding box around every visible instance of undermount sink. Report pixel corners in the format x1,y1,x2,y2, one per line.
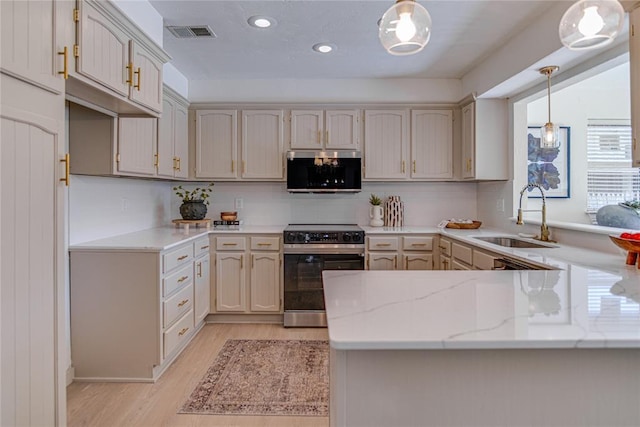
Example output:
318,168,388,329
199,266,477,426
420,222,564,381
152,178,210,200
473,236,555,249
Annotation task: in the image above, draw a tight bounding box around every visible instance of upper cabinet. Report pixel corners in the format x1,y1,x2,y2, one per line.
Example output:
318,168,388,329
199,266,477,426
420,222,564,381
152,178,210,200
59,0,169,117
194,109,238,179
460,99,508,180
411,109,453,179
363,109,409,179
157,87,189,179
1,0,66,94
290,109,359,150
631,7,640,167
242,110,285,180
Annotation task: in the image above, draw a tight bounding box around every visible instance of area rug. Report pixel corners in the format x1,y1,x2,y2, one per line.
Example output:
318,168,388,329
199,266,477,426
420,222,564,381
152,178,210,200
179,339,329,416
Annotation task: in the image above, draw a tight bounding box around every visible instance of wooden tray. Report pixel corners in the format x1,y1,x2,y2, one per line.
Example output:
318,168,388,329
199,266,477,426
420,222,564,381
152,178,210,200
609,235,640,268
445,220,482,229
172,218,211,232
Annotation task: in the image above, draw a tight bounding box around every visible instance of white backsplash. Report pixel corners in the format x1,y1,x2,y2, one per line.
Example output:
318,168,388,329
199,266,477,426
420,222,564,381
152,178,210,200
69,177,478,244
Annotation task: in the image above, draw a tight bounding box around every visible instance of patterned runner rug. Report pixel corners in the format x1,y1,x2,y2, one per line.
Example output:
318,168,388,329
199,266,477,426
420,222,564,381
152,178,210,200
179,339,329,416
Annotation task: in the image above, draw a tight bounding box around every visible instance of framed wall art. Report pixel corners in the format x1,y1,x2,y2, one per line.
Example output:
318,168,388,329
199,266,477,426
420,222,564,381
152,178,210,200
527,126,570,198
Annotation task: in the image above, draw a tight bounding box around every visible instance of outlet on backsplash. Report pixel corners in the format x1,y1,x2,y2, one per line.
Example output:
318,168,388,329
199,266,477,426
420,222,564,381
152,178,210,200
496,198,504,212
235,198,244,210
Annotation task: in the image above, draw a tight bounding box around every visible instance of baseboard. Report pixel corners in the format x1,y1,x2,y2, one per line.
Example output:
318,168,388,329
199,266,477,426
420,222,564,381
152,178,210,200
66,365,75,386
206,313,284,324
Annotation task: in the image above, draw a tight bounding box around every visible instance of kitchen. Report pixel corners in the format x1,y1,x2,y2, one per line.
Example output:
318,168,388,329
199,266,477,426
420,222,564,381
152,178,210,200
2,1,640,426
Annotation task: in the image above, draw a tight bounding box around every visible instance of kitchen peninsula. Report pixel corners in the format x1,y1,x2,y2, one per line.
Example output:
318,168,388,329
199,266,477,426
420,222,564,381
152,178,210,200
324,267,640,427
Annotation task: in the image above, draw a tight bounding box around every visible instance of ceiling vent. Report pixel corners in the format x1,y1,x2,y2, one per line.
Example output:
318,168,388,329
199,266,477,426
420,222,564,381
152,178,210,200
167,25,216,39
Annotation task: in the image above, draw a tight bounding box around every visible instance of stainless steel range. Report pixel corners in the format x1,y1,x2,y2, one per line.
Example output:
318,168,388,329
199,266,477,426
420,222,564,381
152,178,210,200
283,224,365,327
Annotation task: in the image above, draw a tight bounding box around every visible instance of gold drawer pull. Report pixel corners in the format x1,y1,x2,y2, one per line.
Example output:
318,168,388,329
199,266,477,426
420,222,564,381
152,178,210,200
134,67,141,91
200,245,210,250
257,243,272,246
438,245,447,250
126,63,133,86
178,327,189,336
177,255,189,261
58,46,69,79
177,276,189,283
222,243,238,246
60,153,70,186
177,299,189,307
376,243,391,247
411,243,427,247
197,262,202,277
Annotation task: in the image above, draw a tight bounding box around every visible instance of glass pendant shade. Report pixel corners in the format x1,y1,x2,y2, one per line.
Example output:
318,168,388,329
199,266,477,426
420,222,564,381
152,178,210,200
540,122,561,149
379,0,432,56
559,0,625,50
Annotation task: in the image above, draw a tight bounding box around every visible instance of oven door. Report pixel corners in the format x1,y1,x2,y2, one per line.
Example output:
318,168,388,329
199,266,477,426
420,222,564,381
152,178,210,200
283,252,364,327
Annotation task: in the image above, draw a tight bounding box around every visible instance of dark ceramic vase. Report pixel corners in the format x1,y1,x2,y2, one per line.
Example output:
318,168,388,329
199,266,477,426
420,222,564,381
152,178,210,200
180,200,207,220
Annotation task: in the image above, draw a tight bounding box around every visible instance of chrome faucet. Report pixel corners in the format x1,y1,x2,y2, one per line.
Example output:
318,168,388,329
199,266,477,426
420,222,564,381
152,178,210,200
517,183,555,243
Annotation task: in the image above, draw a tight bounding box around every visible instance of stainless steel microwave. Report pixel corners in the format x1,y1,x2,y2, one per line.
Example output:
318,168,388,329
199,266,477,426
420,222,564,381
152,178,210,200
286,151,362,193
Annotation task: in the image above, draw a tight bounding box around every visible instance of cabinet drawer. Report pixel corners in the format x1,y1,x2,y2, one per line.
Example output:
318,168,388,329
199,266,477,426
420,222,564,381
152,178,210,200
194,237,211,258
367,236,399,251
163,264,193,297
163,308,194,359
163,244,193,273
250,236,280,251
452,242,473,265
438,238,452,257
164,283,193,328
216,236,246,251
402,236,433,251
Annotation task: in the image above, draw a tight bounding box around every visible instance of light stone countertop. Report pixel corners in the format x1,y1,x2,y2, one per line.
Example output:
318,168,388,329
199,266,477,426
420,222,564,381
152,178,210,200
323,268,640,350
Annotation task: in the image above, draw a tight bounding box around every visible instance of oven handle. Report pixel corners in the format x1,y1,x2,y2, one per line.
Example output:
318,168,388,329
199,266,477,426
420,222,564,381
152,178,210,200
284,246,364,255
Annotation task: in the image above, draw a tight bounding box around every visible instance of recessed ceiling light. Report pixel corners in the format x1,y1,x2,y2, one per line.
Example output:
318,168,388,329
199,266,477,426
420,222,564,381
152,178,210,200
248,16,276,28
312,43,336,54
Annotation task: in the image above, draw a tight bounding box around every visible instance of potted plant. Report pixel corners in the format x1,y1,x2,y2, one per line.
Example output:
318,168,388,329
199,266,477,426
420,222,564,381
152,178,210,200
174,183,214,220
369,194,384,227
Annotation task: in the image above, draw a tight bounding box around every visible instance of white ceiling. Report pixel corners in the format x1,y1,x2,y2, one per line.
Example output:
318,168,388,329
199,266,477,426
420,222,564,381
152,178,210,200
149,0,559,81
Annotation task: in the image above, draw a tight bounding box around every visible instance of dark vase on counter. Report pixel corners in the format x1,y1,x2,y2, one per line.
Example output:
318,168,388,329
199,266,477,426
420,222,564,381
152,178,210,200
180,200,207,220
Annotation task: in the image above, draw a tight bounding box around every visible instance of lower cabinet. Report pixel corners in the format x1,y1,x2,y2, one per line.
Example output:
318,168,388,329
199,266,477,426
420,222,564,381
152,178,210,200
366,234,434,270
213,234,282,314
69,237,209,381
437,236,501,270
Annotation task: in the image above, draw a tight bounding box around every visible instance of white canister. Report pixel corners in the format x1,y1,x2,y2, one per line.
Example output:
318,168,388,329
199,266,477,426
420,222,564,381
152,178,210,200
369,205,384,227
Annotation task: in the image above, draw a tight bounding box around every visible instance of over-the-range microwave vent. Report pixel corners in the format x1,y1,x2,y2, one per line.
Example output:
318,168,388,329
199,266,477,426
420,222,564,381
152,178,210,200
167,25,216,39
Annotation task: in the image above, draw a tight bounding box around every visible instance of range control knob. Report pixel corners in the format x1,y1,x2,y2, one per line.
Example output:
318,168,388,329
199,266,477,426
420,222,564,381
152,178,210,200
351,233,363,243
296,233,306,242
342,233,352,242
286,233,296,243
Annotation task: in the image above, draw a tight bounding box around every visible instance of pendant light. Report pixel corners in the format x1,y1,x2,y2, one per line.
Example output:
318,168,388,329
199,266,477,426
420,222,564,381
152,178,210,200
539,66,560,149
559,0,625,50
378,0,432,56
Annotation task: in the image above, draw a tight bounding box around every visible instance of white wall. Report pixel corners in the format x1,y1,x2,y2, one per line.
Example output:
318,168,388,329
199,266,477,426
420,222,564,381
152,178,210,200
163,63,189,98
69,175,172,244
526,62,630,224
170,181,478,227
110,0,164,46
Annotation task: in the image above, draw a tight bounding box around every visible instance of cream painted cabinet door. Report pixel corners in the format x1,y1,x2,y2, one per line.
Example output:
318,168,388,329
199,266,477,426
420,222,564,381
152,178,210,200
242,110,285,179
411,110,453,179
195,254,211,323
363,110,409,179
117,117,157,176
215,253,246,312
195,110,238,179
631,7,640,167
367,253,398,270
290,110,324,149
173,103,189,179
1,76,65,427
404,254,433,270
0,0,65,94
461,103,476,179
78,0,129,97
157,97,175,178
326,110,359,150
129,41,163,113
250,253,281,312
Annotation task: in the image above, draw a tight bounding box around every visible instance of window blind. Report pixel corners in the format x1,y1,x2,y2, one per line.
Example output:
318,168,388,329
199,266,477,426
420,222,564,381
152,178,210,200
586,122,637,212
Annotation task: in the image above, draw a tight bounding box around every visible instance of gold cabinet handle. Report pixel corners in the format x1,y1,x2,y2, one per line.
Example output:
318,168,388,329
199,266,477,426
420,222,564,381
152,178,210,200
375,243,391,247
325,130,329,144
177,299,189,307
60,153,70,186
200,245,210,250
154,153,158,168
177,255,189,261
177,275,189,283
176,157,181,171
405,257,408,269
411,243,427,247
256,243,272,246
443,259,449,269
412,160,416,174
172,157,177,171
402,160,405,173
251,254,254,268
242,160,246,174
58,46,69,79
126,63,133,86
317,130,322,144
178,327,189,336
231,160,235,173
134,67,141,91
197,261,202,277
240,255,243,269
394,256,397,269
222,243,237,246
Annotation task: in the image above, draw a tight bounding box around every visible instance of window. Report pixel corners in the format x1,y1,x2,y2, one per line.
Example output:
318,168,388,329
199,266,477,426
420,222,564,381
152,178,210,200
586,121,637,213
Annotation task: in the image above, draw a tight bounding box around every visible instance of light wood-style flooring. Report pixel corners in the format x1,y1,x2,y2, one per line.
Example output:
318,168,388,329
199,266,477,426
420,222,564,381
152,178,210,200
67,323,329,427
